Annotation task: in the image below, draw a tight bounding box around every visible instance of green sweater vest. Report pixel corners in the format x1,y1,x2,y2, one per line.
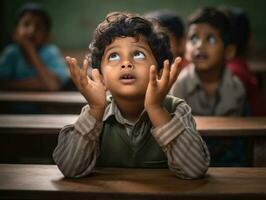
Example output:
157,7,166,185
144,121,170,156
96,95,182,168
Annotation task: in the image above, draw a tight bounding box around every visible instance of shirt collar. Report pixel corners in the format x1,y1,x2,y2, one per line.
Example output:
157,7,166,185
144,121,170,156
102,95,148,126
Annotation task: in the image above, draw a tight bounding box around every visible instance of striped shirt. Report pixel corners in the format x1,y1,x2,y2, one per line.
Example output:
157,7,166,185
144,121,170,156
53,96,210,179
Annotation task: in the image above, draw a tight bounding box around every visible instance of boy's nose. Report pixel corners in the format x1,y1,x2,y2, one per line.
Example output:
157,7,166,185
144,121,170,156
195,39,204,49
121,61,134,69
27,25,36,35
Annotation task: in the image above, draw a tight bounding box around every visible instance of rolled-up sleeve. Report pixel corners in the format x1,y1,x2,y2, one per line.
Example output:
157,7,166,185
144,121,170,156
53,105,102,178
151,102,210,179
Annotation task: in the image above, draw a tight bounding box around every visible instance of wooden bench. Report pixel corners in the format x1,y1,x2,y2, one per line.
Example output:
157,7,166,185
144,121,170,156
0,92,86,114
0,164,265,200
0,115,265,166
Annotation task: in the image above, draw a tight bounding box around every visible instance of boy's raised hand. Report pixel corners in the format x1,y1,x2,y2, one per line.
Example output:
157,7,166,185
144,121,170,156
144,57,182,110
66,57,107,112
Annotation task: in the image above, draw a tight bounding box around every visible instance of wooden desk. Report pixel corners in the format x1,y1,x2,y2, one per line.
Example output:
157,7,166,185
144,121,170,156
0,114,77,134
0,92,86,114
0,165,265,200
0,115,265,136
196,117,266,136
0,115,265,166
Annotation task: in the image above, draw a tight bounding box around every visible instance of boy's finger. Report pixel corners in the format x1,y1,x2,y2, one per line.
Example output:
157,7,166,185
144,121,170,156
66,57,75,72
91,69,102,83
161,60,170,83
66,57,81,89
149,65,157,87
170,57,182,84
80,59,90,87
66,57,78,79
82,59,90,80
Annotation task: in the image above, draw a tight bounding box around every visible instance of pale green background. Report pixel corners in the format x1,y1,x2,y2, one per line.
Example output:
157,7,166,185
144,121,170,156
1,0,266,56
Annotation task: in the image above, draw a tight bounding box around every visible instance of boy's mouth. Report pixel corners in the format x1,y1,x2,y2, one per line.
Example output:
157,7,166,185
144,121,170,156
195,52,208,61
120,74,136,84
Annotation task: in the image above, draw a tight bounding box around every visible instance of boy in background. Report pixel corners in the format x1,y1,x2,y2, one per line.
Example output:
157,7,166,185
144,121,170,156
53,12,210,179
169,7,247,166
0,3,69,91
170,7,245,116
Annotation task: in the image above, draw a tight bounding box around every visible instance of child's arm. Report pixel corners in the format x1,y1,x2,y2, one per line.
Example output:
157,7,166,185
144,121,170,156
145,57,182,127
53,105,103,177
53,57,107,177
145,58,210,179
151,101,210,179
11,35,61,91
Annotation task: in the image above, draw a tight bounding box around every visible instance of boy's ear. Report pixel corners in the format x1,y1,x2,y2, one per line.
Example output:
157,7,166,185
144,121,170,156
225,44,236,60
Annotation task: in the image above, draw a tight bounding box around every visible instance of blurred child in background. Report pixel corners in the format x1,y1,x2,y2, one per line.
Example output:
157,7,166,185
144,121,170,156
144,9,188,67
170,7,245,116
0,3,69,91
170,7,247,166
223,7,266,116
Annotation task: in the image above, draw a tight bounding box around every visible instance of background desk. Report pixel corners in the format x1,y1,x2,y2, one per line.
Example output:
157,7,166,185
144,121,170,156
0,165,266,200
0,115,265,166
0,92,86,114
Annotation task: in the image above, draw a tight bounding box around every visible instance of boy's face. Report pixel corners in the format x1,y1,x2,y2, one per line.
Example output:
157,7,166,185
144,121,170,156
185,23,225,71
100,36,157,100
15,12,49,47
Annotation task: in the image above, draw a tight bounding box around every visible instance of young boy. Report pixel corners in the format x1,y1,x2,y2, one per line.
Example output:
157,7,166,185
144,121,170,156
0,3,69,91
169,7,246,166
53,12,210,179
170,7,246,116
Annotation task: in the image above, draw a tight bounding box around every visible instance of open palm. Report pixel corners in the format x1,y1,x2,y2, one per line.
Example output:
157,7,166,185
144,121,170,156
145,57,182,109
66,57,107,110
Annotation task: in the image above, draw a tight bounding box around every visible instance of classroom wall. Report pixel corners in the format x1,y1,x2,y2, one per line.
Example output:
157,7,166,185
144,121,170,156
1,0,266,56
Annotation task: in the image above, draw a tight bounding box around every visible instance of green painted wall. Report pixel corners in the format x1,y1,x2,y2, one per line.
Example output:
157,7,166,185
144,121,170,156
2,0,266,54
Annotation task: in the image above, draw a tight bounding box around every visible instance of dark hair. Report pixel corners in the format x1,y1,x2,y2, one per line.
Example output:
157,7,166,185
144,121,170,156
223,7,251,56
15,3,51,32
144,9,184,40
188,7,231,46
87,12,172,72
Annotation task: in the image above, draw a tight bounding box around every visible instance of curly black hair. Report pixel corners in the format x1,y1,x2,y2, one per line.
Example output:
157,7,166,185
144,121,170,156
188,7,232,46
87,12,173,73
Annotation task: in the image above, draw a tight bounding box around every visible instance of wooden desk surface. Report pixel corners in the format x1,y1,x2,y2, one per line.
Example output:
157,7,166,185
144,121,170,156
0,115,265,136
0,91,86,105
0,165,265,200
195,116,266,136
0,114,77,134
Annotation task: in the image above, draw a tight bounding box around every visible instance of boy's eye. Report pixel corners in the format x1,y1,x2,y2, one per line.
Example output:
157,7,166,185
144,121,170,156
108,53,120,61
133,51,145,59
190,34,198,45
207,35,216,44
